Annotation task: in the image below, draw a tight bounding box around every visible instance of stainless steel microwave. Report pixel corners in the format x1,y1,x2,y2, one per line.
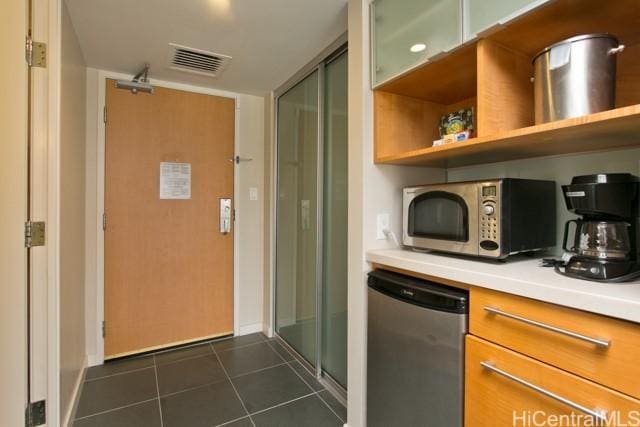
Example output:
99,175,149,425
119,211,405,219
402,179,557,259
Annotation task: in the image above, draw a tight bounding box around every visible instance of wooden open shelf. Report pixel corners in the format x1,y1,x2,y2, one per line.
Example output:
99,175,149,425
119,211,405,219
373,0,640,168
376,104,640,168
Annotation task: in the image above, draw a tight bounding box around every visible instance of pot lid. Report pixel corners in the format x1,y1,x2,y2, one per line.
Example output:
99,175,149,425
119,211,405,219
570,173,640,185
533,33,619,62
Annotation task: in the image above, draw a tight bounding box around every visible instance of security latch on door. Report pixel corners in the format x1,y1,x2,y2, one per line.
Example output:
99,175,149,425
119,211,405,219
220,198,232,234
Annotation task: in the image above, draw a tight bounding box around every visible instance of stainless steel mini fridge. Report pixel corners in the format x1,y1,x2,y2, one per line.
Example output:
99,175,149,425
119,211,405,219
367,269,468,427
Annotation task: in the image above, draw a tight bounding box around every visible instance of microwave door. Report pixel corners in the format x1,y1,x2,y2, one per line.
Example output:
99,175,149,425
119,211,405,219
403,184,479,256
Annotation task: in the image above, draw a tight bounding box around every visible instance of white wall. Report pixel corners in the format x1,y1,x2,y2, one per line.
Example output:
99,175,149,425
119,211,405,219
84,71,266,363
60,0,87,422
236,94,266,334
448,148,640,253
347,1,446,425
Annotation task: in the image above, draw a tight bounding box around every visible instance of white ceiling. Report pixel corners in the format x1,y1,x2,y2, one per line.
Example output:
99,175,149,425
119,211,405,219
65,0,348,96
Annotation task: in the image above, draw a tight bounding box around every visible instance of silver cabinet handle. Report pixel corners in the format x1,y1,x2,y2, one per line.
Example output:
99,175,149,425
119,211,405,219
484,306,610,348
220,198,232,234
480,361,607,423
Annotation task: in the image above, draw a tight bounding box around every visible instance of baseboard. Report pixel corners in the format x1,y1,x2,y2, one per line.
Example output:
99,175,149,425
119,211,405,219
277,317,295,328
87,353,102,368
238,322,263,335
62,355,88,427
264,326,273,338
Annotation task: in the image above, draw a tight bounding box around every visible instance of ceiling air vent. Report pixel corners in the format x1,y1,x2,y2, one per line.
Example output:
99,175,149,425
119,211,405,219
166,43,231,77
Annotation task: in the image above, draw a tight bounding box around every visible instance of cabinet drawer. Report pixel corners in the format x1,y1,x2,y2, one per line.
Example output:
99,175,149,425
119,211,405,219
470,287,640,398
465,336,640,427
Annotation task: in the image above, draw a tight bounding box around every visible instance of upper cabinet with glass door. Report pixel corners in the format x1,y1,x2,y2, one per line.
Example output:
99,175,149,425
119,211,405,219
463,0,549,41
371,0,552,88
371,0,462,87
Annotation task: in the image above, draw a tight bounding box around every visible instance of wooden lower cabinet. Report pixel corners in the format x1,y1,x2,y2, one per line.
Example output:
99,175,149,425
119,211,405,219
470,287,640,399
465,335,640,427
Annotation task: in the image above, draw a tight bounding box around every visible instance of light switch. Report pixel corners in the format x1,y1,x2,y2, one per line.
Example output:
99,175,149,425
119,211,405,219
249,187,258,201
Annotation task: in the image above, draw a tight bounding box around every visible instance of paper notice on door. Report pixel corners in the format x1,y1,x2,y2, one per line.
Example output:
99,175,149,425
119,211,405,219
160,162,191,199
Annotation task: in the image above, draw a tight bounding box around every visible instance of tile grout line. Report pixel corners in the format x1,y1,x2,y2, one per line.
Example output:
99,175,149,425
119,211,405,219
315,389,346,423
230,361,289,379
84,365,156,382
261,335,333,418
285,361,317,392
75,335,271,424
212,343,257,427
87,335,265,383
215,415,252,427
214,338,269,354
152,355,164,427
73,397,159,421
155,359,287,400
154,350,217,367
284,361,346,423
247,392,317,417
264,339,295,363
157,376,232,399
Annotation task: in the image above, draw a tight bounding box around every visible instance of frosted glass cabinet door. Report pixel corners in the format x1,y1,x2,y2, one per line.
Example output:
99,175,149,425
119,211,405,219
372,0,462,86
464,0,548,40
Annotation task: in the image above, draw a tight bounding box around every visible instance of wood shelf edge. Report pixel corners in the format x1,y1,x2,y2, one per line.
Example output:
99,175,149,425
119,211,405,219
374,104,640,167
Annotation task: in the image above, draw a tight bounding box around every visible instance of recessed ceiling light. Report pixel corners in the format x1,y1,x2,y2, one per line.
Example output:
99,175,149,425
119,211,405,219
410,43,426,53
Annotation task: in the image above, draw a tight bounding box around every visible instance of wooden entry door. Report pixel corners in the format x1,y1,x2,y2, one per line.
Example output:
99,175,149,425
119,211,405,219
105,80,235,358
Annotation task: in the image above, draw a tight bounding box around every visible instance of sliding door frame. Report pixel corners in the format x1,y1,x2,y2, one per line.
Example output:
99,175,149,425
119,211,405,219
272,33,347,393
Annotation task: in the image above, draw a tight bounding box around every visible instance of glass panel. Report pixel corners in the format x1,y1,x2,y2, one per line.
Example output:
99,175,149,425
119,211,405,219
465,0,545,40
275,71,319,364
322,52,348,388
372,0,461,85
409,192,468,241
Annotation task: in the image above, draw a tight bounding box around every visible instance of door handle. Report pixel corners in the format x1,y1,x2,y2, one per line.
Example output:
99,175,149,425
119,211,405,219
220,198,232,234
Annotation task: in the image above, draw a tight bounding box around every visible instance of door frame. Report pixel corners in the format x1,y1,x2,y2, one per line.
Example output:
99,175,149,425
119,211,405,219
92,70,241,364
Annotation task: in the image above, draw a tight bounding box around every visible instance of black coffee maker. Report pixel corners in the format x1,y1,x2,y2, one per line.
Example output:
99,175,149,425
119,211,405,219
558,173,640,282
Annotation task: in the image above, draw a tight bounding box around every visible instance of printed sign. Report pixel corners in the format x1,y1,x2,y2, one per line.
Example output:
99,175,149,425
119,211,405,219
160,162,191,199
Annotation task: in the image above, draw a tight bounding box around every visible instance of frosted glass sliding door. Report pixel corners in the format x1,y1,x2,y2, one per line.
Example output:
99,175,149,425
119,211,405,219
321,51,348,388
275,71,319,364
275,47,348,391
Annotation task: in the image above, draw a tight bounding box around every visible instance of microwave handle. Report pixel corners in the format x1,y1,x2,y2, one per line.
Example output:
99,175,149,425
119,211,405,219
562,220,578,252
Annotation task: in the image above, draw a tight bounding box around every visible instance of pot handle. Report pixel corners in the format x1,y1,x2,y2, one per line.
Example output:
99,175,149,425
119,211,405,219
608,44,625,55
562,220,578,252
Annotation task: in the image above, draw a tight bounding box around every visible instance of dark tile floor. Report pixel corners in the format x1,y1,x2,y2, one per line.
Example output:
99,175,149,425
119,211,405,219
73,333,346,427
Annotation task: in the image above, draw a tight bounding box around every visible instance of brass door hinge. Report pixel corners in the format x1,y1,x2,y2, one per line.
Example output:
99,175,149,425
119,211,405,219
25,36,47,68
25,221,45,248
25,400,46,427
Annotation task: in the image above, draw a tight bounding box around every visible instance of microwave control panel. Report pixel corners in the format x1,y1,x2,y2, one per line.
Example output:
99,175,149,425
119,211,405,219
479,183,500,255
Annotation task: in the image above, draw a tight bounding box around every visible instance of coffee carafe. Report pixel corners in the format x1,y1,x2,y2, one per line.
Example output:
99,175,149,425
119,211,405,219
558,173,640,282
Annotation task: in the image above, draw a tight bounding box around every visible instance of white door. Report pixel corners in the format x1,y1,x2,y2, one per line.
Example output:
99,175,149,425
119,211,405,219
0,0,30,425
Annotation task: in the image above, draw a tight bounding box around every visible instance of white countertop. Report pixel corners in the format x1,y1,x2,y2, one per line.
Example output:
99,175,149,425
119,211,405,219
366,248,640,323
